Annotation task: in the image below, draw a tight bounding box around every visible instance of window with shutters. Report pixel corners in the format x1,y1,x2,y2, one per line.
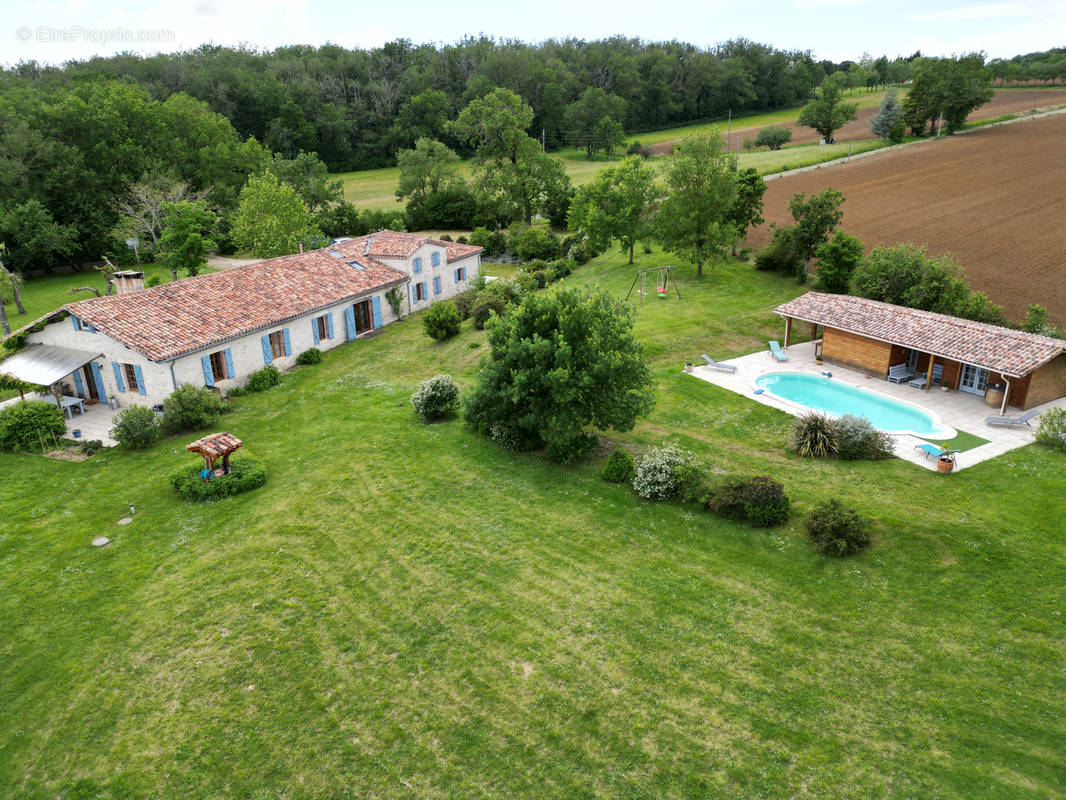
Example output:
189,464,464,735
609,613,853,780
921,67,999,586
122,363,140,393
431,251,440,267
414,282,426,302
413,257,422,273
269,330,286,358
209,351,229,381
456,266,466,282
315,315,330,340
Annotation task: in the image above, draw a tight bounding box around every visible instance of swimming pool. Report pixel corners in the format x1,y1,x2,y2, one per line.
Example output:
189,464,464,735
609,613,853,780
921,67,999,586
755,372,955,438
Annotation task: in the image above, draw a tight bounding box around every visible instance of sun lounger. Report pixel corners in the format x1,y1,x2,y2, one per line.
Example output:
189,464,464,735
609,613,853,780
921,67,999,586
701,354,737,373
887,363,916,384
908,364,943,389
768,341,788,362
985,409,1041,429
915,443,958,464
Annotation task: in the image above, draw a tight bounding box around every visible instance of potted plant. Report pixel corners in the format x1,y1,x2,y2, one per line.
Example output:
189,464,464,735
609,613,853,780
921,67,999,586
685,361,694,374
936,447,956,474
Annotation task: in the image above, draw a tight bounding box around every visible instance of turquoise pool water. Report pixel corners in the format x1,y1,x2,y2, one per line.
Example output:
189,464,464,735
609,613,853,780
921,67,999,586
756,372,955,437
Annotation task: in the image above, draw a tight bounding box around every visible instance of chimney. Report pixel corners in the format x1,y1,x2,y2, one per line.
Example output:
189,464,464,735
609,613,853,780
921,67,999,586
113,270,145,295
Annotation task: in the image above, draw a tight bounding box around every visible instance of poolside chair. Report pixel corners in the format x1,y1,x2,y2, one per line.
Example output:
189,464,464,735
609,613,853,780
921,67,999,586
701,354,738,373
985,408,1041,429
915,443,958,464
886,363,916,384
908,364,943,390
768,341,788,362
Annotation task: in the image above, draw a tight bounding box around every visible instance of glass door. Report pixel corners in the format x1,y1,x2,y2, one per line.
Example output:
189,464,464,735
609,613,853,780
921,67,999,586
959,364,988,395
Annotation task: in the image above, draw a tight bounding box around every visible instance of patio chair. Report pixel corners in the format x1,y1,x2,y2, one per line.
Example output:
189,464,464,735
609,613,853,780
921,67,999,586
915,443,958,464
701,354,738,373
985,408,1041,429
908,364,943,389
768,341,788,362
887,363,916,383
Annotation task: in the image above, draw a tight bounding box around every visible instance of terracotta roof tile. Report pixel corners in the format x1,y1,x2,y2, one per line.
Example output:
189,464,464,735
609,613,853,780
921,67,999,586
775,292,1065,377
66,247,408,361
337,230,482,263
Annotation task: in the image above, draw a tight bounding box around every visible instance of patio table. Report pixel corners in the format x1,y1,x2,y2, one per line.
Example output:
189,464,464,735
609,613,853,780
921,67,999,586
44,394,86,420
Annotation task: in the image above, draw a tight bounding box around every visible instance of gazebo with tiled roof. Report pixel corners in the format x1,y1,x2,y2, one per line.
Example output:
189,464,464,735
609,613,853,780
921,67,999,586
186,432,242,475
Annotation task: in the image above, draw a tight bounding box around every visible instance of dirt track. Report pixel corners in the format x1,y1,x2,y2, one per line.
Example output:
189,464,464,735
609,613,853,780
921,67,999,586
648,88,1066,155
744,112,1066,324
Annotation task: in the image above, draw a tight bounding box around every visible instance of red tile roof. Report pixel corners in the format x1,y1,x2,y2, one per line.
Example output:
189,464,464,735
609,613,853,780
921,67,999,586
65,248,408,361
336,230,482,263
775,292,1066,377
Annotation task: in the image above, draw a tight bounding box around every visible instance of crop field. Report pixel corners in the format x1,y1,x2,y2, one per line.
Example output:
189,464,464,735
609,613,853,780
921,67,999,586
746,112,1066,324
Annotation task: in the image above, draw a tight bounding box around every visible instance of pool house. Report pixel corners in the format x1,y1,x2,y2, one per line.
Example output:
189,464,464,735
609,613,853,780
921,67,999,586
774,293,1066,414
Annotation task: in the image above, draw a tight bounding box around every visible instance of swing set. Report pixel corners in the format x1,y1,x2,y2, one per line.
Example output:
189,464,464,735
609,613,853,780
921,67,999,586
625,266,682,305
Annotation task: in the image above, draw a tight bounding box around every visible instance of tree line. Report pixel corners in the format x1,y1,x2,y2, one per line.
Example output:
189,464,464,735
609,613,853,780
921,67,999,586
2,37,926,172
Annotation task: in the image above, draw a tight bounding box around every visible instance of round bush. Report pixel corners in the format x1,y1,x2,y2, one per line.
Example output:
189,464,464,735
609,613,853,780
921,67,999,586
162,384,226,434
111,404,162,450
807,499,872,556
632,444,691,500
411,374,460,422
709,475,790,527
453,288,478,320
246,364,281,393
545,431,597,464
0,400,66,452
833,414,893,460
422,302,462,341
676,461,713,508
601,449,635,483
472,297,506,330
295,347,322,365
488,422,543,452
169,458,267,501
1035,407,1066,453
529,270,548,290
787,412,838,458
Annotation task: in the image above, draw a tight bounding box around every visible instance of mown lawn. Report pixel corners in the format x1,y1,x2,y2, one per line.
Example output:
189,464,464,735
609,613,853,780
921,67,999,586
1,249,1063,799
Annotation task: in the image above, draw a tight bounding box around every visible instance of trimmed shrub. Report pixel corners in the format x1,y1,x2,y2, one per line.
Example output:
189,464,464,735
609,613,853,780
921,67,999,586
709,475,790,527
788,412,838,458
548,259,573,281
170,458,267,501
632,444,691,500
422,302,462,341
1035,407,1066,453
513,226,562,261
246,364,281,393
162,384,227,434
111,404,162,450
488,422,542,452
807,500,872,556
545,431,597,464
601,449,635,483
676,461,713,508
411,374,460,422
438,234,453,242
472,297,506,330
453,288,478,320
146,274,163,287
470,226,507,258
0,400,66,452
833,414,893,460
295,347,322,365
568,244,589,265
81,439,104,456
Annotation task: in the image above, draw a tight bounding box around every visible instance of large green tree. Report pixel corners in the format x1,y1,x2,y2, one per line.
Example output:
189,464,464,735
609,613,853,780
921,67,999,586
265,151,343,213
563,87,628,160
655,135,738,277
0,199,76,276
464,287,655,457
231,172,323,258
568,155,661,264
870,89,904,142
395,138,461,203
812,231,865,294
788,189,845,275
797,73,859,142
157,201,218,281
724,167,766,256
903,55,994,134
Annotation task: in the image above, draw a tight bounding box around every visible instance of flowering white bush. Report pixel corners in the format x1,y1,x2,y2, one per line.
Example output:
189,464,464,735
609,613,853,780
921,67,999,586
632,443,692,499
411,374,460,422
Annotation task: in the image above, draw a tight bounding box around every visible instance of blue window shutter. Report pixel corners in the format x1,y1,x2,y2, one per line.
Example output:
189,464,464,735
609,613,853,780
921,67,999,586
112,362,126,392
414,257,422,273
90,362,107,403
87,324,97,333
133,365,147,395
312,317,320,345
432,251,440,267
224,349,235,378
283,328,292,356
202,355,214,387
433,276,441,295
345,306,356,340
371,296,382,329
261,335,273,365
422,282,427,300
73,370,84,396
454,268,459,282
71,315,80,331
326,313,334,339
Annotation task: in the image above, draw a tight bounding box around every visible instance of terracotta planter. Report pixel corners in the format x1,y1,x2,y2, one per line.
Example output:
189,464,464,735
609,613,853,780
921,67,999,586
685,364,694,373
937,456,955,474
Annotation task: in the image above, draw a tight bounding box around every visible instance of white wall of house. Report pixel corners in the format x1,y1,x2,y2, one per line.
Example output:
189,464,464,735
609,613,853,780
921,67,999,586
378,243,481,312
28,285,406,406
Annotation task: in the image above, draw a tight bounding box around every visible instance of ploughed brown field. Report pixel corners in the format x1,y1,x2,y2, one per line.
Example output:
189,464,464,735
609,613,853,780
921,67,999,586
744,112,1066,324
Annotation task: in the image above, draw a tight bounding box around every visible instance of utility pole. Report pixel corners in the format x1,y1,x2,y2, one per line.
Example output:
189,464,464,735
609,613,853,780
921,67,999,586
848,120,854,157
726,109,732,152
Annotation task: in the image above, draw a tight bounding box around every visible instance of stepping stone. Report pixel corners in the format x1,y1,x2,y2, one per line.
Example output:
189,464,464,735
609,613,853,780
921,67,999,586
92,537,110,547
118,517,133,526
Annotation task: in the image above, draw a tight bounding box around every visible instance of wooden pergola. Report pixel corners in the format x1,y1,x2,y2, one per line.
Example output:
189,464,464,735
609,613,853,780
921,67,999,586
186,432,242,476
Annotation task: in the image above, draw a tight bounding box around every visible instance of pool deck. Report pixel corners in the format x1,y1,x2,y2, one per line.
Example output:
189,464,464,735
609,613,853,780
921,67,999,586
690,340,1066,471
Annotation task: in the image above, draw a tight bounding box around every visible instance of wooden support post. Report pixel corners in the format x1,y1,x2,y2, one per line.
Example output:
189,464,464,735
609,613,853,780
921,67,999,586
222,454,231,475
925,358,935,391
784,317,792,348
1000,379,1011,415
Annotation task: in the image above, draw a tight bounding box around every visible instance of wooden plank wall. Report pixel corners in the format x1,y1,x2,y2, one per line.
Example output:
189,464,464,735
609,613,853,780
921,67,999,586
821,328,893,377
1023,354,1066,409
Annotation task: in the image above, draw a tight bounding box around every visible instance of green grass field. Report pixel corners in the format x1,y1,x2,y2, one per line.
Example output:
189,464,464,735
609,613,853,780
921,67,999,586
1,247,1063,798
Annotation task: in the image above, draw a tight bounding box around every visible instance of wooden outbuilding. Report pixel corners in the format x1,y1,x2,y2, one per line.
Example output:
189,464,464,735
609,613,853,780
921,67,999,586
775,293,1066,412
